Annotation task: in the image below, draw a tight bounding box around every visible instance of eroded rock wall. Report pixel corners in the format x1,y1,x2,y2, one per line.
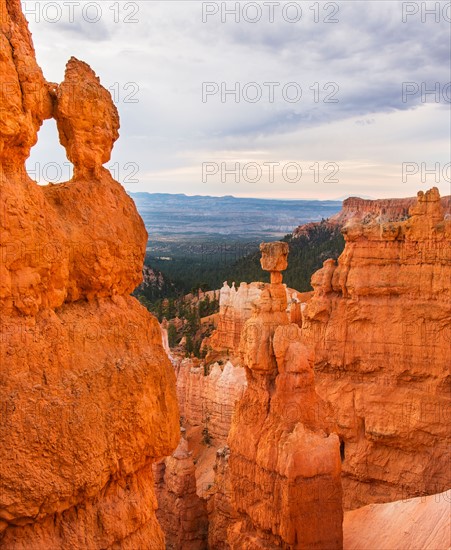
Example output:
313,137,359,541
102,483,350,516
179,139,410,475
210,281,304,358
210,282,265,355
0,1,179,547
330,194,451,225
154,357,246,548
302,187,451,509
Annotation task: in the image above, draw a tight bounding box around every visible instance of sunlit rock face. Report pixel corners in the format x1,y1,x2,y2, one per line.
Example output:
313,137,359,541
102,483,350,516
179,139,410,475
227,242,343,549
302,187,451,509
0,1,179,547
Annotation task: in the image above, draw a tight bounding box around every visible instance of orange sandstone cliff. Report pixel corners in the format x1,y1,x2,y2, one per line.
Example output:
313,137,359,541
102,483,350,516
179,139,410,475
155,190,450,547
292,194,450,238
302,187,451,509
0,1,179,547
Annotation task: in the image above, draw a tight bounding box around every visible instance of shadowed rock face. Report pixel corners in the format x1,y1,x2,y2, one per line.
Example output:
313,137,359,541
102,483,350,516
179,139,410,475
0,0,179,547
302,187,451,509
226,243,343,549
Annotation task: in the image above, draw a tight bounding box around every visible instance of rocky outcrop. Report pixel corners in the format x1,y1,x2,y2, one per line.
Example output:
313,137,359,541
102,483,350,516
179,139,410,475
302,187,451,509
331,196,416,225
0,0,53,175
54,57,119,181
176,360,247,442
344,490,451,550
227,242,343,549
0,1,179,547
154,437,208,550
292,220,335,238
135,265,177,302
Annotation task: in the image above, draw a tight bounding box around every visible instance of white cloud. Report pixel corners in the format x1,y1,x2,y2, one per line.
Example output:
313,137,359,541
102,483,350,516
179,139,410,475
25,0,451,199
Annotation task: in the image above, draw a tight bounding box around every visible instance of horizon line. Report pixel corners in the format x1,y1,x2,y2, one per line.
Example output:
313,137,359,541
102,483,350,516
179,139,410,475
127,191,375,202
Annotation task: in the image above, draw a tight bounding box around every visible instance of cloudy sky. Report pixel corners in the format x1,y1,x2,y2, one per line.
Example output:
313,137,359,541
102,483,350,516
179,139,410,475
24,0,450,199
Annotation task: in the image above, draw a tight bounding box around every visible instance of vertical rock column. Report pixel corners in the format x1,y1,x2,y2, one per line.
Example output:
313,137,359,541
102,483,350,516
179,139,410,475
154,437,208,550
226,242,343,549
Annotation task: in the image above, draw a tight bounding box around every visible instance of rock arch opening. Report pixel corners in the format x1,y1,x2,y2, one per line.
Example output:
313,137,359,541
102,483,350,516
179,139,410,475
26,118,73,185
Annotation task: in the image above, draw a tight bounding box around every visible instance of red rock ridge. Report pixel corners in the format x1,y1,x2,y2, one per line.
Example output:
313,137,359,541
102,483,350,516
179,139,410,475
0,1,179,547
331,194,451,225
292,194,451,238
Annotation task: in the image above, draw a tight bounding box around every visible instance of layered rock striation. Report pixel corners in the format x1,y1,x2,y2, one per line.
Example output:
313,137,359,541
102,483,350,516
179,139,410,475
292,194,451,239
302,187,451,509
0,1,179,547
